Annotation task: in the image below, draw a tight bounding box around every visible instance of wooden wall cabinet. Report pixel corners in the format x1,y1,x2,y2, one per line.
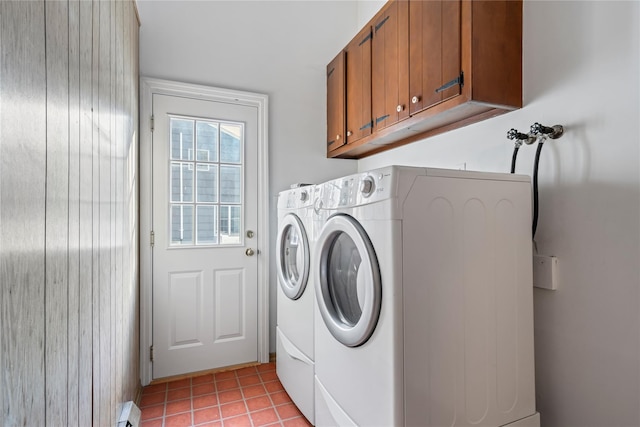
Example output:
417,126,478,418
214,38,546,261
326,25,373,156
345,24,373,146
326,51,345,152
408,0,461,115
326,0,522,159
371,0,409,132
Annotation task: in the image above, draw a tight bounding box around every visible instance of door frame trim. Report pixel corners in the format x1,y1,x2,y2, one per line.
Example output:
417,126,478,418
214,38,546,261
139,77,270,385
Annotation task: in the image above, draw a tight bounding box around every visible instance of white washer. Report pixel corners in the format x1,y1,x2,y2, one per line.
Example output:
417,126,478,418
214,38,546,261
313,166,540,427
275,184,317,423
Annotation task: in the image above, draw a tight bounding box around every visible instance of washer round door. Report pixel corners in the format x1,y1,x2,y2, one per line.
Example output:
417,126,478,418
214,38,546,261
315,214,381,347
276,213,310,300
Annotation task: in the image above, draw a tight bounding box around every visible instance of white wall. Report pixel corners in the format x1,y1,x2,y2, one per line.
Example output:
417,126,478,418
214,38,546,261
357,0,384,26
136,0,359,352
358,1,640,426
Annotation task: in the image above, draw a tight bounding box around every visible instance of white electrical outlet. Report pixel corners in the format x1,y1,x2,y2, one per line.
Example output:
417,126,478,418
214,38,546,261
533,255,558,290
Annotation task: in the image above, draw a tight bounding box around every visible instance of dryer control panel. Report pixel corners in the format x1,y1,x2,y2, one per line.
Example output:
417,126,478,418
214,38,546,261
321,170,393,209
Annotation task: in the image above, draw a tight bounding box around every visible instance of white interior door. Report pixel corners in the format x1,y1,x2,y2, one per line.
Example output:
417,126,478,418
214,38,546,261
151,93,259,379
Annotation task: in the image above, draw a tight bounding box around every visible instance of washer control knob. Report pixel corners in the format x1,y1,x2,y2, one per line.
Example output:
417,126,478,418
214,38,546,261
359,177,375,197
300,191,309,202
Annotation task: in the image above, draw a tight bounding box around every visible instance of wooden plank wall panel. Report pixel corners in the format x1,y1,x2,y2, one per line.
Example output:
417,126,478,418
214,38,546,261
99,0,112,424
78,1,94,424
134,4,140,397
122,0,133,397
125,0,137,396
115,0,125,410
127,0,141,397
109,0,117,419
91,0,102,425
45,1,70,425
0,1,140,425
68,1,81,425
0,2,47,425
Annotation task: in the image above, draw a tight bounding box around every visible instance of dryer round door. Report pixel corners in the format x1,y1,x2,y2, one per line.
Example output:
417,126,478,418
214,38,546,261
315,214,381,347
276,213,310,300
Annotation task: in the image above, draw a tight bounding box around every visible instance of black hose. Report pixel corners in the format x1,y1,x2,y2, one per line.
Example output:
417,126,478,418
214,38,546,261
532,141,544,238
510,145,520,173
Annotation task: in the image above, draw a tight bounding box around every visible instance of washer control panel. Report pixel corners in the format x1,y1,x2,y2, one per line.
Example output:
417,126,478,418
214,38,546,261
283,185,315,209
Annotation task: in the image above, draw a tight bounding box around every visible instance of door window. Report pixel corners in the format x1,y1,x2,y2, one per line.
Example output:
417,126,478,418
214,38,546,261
169,117,244,246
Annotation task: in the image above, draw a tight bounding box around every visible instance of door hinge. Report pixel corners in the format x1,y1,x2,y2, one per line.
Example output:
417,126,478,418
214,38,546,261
150,345,154,362
435,72,464,93
359,121,373,131
359,30,372,46
375,114,389,124
375,15,390,32
150,230,155,247
150,115,155,132
327,67,335,78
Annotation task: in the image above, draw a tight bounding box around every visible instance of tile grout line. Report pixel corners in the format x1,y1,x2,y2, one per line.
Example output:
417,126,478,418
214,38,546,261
190,377,194,427
163,382,168,427
238,369,258,427
260,370,285,426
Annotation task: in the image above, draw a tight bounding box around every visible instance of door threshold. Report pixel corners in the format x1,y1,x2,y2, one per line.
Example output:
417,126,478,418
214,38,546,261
149,360,262,385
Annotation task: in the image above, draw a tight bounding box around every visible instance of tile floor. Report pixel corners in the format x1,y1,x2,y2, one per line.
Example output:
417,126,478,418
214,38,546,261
139,362,313,427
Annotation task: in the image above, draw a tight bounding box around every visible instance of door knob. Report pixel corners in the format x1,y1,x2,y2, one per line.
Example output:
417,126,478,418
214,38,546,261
246,248,255,256
246,230,254,238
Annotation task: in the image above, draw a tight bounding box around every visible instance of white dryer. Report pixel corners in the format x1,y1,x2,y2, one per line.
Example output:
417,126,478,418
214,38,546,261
275,184,317,423
313,166,540,427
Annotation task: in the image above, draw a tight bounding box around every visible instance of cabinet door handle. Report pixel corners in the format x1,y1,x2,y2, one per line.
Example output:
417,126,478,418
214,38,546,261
411,96,420,104
396,105,404,112
346,131,352,137
336,134,341,140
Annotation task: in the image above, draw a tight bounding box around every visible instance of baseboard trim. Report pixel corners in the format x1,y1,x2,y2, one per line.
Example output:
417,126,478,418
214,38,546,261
134,379,143,406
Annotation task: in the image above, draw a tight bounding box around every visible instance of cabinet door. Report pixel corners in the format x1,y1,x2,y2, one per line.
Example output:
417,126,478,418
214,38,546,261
409,0,461,115
372,0,409,132
326,51,345,153
345,25,372,145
